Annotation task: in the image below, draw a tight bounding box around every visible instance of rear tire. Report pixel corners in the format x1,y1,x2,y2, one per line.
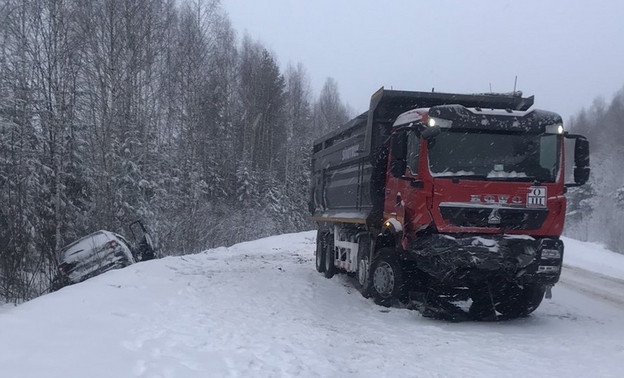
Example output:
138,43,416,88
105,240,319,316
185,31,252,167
323,234,336,279
356,246,372,298
370,249,404,307
315,231,326,273
494,284,546,319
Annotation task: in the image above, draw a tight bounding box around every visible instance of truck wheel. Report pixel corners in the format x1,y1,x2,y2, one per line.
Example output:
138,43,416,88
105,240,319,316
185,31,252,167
356,253,372,297
323,235,336,279
494,284,546,319
469,289,497,321
315,231,326,273
370,249,404,307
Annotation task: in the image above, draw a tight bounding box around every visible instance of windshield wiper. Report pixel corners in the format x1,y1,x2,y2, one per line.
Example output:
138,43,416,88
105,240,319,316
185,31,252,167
434,174,489,180
486,176,544,182
435,174,546,183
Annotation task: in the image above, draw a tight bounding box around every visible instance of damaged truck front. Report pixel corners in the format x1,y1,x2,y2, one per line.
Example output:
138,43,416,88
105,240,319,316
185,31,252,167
310,88,590,320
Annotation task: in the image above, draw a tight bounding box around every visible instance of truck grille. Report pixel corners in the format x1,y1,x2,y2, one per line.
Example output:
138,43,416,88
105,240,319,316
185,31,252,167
439,203,548,230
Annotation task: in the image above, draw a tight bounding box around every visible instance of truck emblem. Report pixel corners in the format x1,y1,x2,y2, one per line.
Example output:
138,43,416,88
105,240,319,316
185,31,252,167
488,209,501,224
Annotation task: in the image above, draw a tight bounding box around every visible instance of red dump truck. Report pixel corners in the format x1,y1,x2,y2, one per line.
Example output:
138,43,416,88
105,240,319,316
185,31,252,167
310,88,590,320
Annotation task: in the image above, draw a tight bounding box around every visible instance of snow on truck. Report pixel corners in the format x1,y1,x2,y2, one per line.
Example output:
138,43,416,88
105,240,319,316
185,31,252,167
310,88,590,320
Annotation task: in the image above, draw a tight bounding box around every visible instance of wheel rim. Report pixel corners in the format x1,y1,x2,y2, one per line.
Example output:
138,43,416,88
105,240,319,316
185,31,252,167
373,262,395,298
357,257,369,286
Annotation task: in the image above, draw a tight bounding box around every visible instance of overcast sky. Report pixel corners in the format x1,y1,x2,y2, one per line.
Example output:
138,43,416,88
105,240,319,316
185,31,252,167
221,0,624,121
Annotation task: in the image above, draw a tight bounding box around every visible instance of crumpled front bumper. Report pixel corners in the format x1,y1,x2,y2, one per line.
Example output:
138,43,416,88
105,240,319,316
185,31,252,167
405,234,563,285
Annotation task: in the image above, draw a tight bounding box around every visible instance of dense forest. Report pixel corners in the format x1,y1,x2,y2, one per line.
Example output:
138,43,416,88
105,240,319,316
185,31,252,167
565,86,624,253
0,0,350,302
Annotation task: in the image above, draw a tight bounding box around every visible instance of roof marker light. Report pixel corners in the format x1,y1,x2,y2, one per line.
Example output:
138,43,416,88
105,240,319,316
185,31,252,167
427,117,453,128
545,124,564,134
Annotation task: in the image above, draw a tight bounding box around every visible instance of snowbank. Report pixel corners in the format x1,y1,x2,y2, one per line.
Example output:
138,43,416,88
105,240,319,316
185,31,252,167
562,236,624,280
1,231,623,377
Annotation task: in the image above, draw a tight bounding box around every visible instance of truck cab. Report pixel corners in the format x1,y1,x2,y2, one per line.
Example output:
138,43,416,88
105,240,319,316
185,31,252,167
311,88,590,320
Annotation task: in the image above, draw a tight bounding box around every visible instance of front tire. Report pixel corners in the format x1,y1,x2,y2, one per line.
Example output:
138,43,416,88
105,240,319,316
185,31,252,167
469,287,497,321
370,249,404,307
494,284,546,318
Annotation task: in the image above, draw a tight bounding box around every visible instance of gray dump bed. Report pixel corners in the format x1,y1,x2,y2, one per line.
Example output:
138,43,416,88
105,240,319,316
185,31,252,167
310,88,535,225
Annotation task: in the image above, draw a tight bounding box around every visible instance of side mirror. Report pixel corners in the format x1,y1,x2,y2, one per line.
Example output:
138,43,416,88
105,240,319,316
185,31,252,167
565,135,590,187
574,166,590,185
574,137,589,167
573,137,590,185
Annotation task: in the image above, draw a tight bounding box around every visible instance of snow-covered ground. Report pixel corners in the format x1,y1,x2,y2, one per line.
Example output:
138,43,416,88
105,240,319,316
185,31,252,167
2,232,624,378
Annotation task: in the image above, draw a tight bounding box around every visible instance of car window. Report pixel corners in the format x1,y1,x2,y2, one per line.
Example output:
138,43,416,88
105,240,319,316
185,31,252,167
62,231,109,258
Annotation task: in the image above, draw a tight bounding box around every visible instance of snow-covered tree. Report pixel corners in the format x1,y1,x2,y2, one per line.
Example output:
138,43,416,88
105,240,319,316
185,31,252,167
0,0,353,301
566,85,624,252
313,77,350,137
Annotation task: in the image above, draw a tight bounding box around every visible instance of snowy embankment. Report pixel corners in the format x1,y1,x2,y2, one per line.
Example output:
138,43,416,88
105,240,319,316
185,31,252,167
2,232,624,377
562,236,624,280
561,236,624,308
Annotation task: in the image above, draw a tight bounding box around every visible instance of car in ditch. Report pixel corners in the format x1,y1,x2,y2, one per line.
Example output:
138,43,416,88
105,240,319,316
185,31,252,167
51,222,155,291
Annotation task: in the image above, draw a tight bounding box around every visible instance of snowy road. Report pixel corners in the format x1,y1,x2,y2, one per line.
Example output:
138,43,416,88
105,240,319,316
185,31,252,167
2,231,624,378
560,264,624,308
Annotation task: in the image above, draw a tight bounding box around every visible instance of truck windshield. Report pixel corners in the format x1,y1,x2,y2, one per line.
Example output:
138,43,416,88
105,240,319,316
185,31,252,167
427,129,560,182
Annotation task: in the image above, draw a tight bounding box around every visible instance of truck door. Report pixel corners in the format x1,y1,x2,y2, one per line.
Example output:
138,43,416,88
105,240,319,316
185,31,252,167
385,130,432,239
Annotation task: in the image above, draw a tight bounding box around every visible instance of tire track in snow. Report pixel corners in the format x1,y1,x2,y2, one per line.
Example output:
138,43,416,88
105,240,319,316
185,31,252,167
559,264,624,308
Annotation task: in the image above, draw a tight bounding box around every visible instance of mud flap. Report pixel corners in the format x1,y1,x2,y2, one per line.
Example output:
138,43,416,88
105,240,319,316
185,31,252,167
545,285,553,299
